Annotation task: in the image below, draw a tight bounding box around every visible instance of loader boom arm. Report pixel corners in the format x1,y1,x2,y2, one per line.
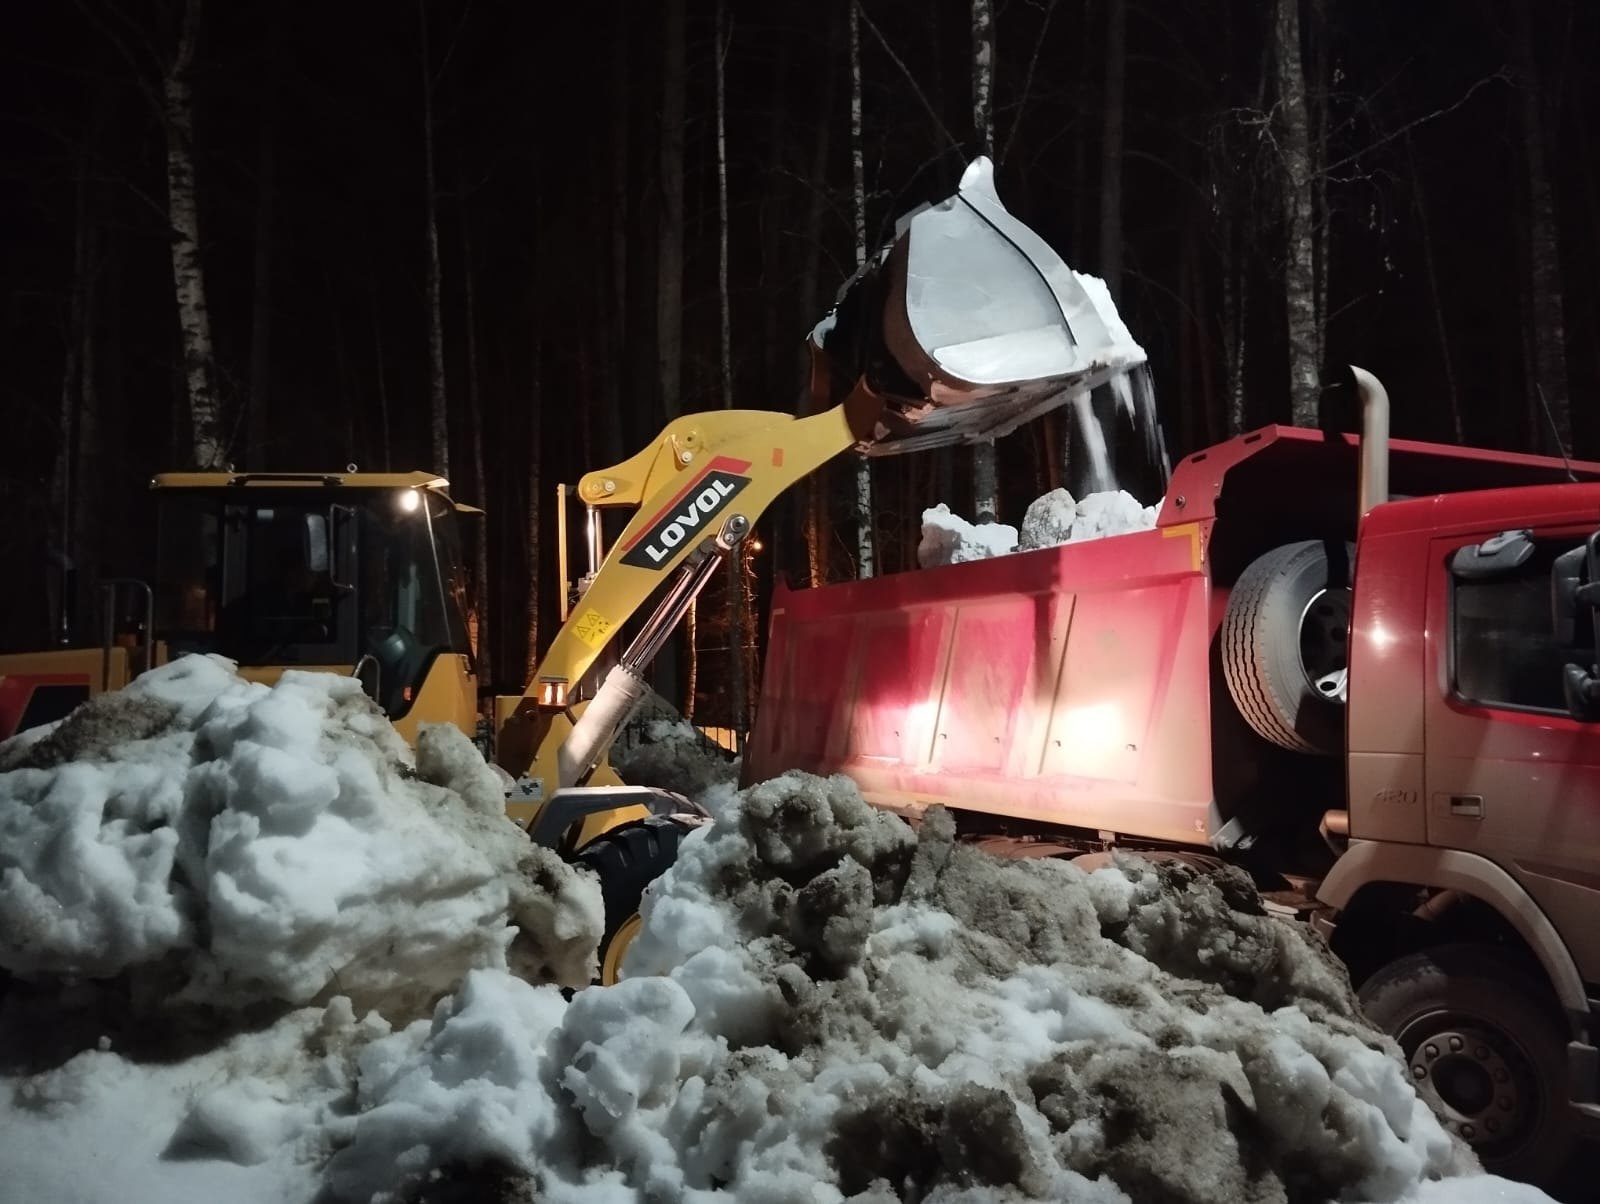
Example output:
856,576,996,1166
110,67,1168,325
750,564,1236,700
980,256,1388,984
498,398,872,787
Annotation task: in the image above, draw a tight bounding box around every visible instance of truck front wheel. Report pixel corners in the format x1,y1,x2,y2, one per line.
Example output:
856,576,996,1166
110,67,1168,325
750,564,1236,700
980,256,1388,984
1357,944,1577,1188
1222,539,1353,755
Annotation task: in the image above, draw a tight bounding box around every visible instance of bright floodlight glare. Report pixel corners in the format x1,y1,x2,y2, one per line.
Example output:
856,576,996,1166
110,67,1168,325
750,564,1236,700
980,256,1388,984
398,490,421,513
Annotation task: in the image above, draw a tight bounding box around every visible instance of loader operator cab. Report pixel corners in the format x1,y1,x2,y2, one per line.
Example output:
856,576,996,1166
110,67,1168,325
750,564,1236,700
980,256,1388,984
148,472,478,731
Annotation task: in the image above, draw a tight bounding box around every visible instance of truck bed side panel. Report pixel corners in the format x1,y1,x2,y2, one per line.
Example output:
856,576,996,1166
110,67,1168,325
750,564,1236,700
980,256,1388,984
750,526,1216,844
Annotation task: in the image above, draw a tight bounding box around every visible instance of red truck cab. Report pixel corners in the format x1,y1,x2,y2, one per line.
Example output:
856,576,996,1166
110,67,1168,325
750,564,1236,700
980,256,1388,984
747,373,1600,1188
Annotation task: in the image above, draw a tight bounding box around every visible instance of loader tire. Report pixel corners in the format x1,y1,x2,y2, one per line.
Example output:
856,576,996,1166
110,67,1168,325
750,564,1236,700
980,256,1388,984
1222,539,1353,755
1358,944,1578,1188
573,817,690,986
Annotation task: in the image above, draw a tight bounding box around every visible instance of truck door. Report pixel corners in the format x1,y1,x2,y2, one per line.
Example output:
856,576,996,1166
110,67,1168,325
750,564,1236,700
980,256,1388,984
1424,518,1600,986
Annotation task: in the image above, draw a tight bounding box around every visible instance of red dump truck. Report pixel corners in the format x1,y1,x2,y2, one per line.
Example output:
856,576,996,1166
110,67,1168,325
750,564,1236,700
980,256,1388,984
745,372,1600,1188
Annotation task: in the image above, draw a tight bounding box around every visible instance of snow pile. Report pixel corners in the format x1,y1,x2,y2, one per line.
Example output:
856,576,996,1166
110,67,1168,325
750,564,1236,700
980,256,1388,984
918,488,1158,567
0,769,1555,1202
311,773,1542,1202
0,655,604,1013
612,715,741,801
917,503,1020,566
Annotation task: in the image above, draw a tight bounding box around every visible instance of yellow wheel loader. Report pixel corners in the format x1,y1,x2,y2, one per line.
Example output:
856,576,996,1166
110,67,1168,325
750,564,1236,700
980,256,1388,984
0,158,1147,983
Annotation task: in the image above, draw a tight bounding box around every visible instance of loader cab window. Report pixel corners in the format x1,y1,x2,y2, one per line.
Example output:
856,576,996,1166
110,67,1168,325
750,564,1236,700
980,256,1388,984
1450,535,1591,715
155,487,471,713
156,494,353,664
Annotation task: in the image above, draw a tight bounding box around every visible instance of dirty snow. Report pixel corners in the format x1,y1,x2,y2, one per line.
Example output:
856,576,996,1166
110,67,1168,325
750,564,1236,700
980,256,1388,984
917,503,1021,566
918,487,1158,567
612,715,741,801
0,670,1558,1204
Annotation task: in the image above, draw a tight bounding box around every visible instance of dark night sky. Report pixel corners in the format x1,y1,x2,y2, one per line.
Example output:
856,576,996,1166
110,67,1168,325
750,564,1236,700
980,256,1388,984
3,0,1599,677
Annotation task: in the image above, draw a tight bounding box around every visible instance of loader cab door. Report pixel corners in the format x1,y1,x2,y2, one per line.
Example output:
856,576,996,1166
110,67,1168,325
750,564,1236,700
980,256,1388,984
356,489,475,718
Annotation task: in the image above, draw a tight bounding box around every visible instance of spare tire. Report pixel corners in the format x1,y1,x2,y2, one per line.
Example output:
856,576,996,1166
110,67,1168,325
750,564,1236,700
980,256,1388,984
1222,540,1353,755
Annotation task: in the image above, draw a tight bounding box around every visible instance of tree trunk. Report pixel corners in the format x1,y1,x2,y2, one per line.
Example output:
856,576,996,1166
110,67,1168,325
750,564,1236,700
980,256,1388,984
798,14,839,589
247,9,279,469
1309,0,1329,374
1512,6,1570,454
1274,0,1319,426
969,0,999,522
163,0,225,469
657,0,687,422
714,0,747,736
1099,0,1126,300
1223,233,1249,435
49,150,91,642
601,21,629,464
526,325,544,681
1406,129,1463,444
461,189,491,689
419,0,448,477
371,281,391,470
850,0,875,578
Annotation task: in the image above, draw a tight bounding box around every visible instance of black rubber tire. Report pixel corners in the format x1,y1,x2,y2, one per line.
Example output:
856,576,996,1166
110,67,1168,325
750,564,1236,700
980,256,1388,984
572,817,690,984
1357,943,1579,1188
1222,539,1353,755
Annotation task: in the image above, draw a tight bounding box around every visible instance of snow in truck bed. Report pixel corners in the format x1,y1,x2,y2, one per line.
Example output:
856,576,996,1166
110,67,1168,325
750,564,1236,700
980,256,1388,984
918,487,1159,568
0,660,1555,1203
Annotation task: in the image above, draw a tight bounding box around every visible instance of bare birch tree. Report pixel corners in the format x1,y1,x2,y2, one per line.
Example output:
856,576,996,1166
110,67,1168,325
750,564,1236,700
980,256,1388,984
850,0,875,578
969,0,999,523
163,0,225,468
419,0,449,477
1274,0,1319,426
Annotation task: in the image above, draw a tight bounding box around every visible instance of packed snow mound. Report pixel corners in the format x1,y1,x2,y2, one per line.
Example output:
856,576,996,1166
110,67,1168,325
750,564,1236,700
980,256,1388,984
314,773,1538,1203
1,770,1555,1202
918,489,1158,567
0,656,604,1013
917,503,1020,567
612,715,741,801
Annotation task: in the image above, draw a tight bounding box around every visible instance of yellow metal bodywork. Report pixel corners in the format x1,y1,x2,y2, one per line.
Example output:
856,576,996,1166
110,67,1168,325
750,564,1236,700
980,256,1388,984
504,403,862,782
151,469,453,492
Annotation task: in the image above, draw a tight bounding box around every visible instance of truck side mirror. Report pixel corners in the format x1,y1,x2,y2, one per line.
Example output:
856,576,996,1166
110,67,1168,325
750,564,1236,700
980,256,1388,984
1557,530,1600,722
1449,529,1534,580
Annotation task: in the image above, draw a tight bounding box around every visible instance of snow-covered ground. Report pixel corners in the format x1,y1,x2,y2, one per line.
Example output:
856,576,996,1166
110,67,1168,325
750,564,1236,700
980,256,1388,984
918,487,1159,568
0,662,1557,1203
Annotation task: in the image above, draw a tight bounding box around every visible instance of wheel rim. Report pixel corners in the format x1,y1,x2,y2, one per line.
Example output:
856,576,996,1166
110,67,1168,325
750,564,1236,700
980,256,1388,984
1297,586,1352,703
1397,1013,1540,1157
600,912,644,986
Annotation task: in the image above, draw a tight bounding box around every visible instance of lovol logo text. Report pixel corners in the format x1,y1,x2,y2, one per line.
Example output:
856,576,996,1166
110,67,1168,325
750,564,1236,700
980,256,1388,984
621,470,751,568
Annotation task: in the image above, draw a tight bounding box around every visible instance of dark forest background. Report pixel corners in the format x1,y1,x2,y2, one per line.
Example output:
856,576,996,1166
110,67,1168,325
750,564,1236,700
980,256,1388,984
4,0,1598,729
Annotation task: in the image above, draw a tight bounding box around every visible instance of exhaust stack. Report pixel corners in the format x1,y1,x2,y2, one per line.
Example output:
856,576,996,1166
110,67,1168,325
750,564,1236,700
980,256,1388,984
1352,365,1390,519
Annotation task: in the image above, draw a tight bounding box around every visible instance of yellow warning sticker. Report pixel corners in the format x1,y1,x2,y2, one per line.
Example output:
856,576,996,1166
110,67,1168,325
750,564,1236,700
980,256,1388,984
572,608,614,649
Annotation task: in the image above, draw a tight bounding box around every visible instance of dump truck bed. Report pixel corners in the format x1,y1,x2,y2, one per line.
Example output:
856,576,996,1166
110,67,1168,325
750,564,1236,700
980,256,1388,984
745,422,1600,847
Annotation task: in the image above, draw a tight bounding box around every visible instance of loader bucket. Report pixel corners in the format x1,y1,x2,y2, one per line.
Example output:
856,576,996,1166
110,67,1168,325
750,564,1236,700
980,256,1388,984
809,156,1146,456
